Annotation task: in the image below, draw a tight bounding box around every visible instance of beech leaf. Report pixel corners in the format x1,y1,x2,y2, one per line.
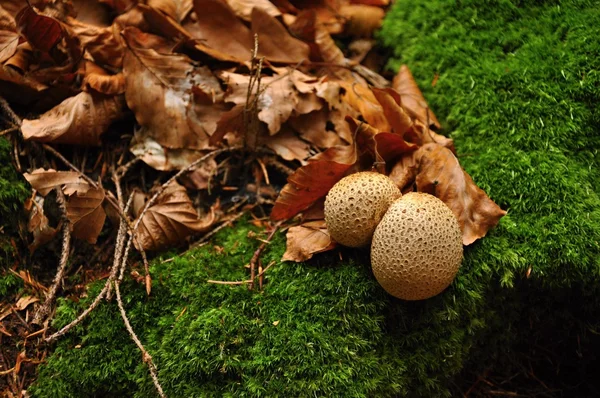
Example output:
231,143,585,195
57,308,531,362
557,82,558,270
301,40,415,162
0,30,19,63
135,183,216,251
66,187,107,244
281,220,336,262
190,0,253,62
23,169,90,196
21,92,126,146
252,7,310,64
123,28,225,150
16,6,62,52
26,196,59,252
271,142,356,221
221,71,298,135
414,144,506,245
393,64,441,129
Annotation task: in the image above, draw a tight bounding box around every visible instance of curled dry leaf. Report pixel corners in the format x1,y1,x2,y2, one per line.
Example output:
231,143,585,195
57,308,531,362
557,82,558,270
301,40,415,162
390,144,506,245
414,144,506,245
16,6,63,52
393,64,441,129
67,187,107,244
130,135,216,172
81,61,125,95
123,28,225,151
26,196,59,252
0,30,19,63
135,182,216,251
271,143,356,221
371,87,413,137
66,17,124,68
21,92,126,146
281,220,336,262
23,169,89,196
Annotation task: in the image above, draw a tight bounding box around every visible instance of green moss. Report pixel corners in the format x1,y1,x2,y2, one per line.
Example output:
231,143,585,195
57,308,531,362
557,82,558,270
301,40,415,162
0,136,28,269
0,137,28,223
29,1,600,396
379,0,600,287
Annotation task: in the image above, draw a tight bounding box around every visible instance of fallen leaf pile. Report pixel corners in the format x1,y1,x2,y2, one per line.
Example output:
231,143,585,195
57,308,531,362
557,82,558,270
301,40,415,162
1,0,505,257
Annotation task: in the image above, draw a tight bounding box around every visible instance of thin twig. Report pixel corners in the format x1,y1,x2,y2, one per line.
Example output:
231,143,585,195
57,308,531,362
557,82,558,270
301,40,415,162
45,195,132,342
207,260,277,285
0,96,22,125
114,280,166,397
249,222,282,290
0,126,19,136
32,189,71,325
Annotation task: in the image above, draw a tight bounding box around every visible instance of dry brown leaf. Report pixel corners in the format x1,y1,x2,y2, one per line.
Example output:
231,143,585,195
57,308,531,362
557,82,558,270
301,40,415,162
338,81,390,132
392,64,441,129
252,7,310,64
288,109,343,149
225,0,281,21
135,182,216,251
81,61,125,95
189,0,253,62
314,27,354,80
262,126,310,162
339,5,384,38
221,71,299,135
66,187,107,244
271,142,356,220
130,135,215,171
123,27,224,150
410,144,506,245
67,17,124,68
147,0,179,21
23,169,90,196
26,196,59,252
21,92,126,146
71,0,112,26
179,157,218,190
0,30,19,63
0,6,16,30
372,87,413,136
281,220,336,262
16,6,63,52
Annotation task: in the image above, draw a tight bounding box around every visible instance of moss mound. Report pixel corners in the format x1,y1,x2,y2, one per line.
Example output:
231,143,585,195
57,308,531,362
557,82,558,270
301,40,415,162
0,137,28,291
29,0,600,396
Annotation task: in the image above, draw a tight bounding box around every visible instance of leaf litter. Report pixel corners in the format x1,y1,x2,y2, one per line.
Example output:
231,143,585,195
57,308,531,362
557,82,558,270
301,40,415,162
0,0,505,396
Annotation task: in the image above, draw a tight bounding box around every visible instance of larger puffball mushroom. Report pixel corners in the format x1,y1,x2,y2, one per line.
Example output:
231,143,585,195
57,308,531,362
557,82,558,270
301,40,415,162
371,192,463,300
325,172,400,248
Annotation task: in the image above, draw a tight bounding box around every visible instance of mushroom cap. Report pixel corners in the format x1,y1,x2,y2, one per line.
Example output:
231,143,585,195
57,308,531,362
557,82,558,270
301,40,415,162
370,192,463,300
324,171,400,248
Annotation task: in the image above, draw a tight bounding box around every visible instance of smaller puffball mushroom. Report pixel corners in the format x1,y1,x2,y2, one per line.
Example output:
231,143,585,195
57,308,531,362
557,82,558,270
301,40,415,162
371,192,463,300
325,171,400,247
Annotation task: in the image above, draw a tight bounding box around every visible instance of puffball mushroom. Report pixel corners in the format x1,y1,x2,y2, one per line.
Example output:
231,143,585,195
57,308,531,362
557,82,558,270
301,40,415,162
325,171,401,248
371,192,463,300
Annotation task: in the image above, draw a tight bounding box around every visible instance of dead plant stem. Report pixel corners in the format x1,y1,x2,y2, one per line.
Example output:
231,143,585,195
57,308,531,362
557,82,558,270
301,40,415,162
33,189,71,325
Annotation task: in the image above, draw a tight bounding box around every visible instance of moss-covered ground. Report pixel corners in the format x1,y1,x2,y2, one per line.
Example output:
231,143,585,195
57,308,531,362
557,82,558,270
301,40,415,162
0,136,28,295
17,0,600,396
